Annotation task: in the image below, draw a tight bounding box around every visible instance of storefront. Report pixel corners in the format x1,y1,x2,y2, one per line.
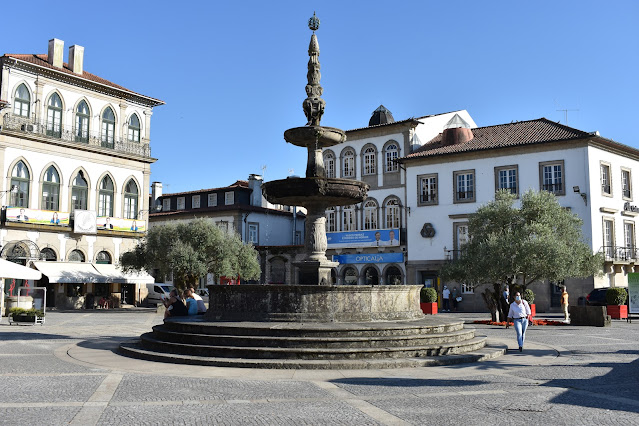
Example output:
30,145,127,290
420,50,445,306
333,253,405,285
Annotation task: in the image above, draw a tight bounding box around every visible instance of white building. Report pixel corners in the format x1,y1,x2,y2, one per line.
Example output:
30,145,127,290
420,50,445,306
322,106,476,285
0,39,163,312
401,117,639,311
148,174,306,287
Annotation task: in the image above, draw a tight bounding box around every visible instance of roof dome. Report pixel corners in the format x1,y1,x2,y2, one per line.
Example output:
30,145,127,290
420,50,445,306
369,105,395,127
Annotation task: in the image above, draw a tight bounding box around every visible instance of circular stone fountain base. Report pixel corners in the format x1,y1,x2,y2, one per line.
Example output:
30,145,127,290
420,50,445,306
204,285,424,322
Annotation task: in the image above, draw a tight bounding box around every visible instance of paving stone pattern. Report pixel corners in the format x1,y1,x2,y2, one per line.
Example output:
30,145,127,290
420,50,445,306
1,311,638,425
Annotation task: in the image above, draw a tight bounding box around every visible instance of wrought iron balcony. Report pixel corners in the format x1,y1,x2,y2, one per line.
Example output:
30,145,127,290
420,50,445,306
2,113,151,158
542,183,563,194
600,245,637,262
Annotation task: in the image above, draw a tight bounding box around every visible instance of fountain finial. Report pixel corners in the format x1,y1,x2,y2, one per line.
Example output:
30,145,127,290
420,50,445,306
303,12,325,126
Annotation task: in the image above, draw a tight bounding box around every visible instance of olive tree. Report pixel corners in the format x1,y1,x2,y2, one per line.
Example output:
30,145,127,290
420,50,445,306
120,218,261,290
440,190,603,321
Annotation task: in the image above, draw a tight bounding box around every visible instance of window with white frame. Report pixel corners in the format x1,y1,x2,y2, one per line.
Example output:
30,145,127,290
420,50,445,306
343,149,355,178
225,191,234,205
603,218,614,259
453,222,469,260
101,107,116,147
600,162,611,196
363,146,376,175
42,166,60,211
46,93,62,138
75,100,90,142
10,161,30,207
248,222,259,244
363,200,378,230
124,180,139,219
192,195,201,208
98,176,114,217
385,198,400,229
71,171,88,211
343,205,355,231
162,198,171,211
324,151,335,178
454,170,475,203
326,207,336,232
385,143,399,172
540,160,564,195
624,221,635,260
208,193,217,207
216,221,229,232
622,169,632,200
177,197,185,210
418,174,438,206
495,165,518,195
461,283,474,294
13,84,30,117
128,114,141,142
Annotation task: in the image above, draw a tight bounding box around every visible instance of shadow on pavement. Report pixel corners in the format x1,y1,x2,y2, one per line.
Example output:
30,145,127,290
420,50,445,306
330,377,488,388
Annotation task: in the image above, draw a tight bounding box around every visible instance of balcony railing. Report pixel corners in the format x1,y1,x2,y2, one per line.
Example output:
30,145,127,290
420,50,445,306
2,113,151,158
420,192,437,203
600,245,637,262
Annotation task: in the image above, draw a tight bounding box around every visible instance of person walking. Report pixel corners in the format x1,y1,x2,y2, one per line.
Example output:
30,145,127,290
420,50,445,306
451,286,459,311
561,287,570,321
442,285,451,312
507,291,531,352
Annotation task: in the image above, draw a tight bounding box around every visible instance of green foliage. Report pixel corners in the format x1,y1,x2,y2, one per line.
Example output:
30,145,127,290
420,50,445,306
8,307,44,317
440,189,603,315
523,289,535,304
120,218,261,290
420,287,438,303
606,287,627,305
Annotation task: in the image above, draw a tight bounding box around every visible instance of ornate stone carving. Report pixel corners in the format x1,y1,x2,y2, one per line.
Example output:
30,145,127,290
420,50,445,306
421,223,436,238
303,33,325,126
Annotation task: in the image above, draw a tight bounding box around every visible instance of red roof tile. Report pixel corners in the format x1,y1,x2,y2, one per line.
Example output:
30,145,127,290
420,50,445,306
3,54,163,105
402,118,594,160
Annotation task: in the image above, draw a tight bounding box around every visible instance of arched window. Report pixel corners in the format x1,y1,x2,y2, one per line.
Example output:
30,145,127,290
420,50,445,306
385,143,399,172
385,198,400,229
42,166,60,211
363,200,377,230
72,171,88,211
96,251,112,264
40,248,57,261
363,146,376,175
10,161,30,207
46,93,62,138
343,205,355,231
98,176,114,217
68,249,85,262
343,149,355,178
386,266,402,285
128,114,141,142
75,100,90,142
343,267,358,285
124,180,139,219
101,107,115,147
13,84,30,117
325,207,336,232
324,152,335,178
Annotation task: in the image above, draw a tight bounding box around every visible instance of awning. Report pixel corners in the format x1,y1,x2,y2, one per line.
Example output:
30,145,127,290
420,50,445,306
93,264,155,284
0,258,42,280
32,261,108,284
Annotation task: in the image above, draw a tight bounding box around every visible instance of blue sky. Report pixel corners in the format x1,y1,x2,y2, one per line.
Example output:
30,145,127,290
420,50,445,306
4,1,638,193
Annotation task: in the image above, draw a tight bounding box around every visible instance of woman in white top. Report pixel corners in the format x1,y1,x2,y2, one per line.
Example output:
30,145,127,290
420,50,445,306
507,291,531,352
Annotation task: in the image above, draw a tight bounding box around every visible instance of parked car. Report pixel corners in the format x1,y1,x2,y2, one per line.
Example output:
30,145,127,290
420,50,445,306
146,284,174,306
586,288,628,306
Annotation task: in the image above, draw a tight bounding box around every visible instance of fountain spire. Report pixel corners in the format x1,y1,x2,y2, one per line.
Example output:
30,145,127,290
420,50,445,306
303,12,325,126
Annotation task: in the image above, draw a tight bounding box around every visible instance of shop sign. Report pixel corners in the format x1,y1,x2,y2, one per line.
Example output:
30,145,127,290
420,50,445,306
327,229,400,248
332,253,404,264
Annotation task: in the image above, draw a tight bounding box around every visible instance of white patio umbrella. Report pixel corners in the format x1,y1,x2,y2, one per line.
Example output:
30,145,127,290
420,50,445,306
0,259,42,317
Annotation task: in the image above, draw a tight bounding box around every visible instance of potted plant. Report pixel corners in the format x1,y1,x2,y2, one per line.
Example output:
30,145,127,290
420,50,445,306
523,288,536,319
8,307,45,325
420,287,438,315
606,287,628,319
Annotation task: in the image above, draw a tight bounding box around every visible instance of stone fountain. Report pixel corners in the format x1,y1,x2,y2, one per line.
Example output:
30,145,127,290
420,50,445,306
119,15,499,368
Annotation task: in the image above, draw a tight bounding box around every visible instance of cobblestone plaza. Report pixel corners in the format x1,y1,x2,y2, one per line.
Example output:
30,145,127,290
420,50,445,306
1,311,638,425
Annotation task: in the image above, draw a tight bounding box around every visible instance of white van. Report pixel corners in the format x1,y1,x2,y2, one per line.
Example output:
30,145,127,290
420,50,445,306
146,283,173,306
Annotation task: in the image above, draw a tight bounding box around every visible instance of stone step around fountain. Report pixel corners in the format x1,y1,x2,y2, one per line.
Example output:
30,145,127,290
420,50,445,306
118,317,505,369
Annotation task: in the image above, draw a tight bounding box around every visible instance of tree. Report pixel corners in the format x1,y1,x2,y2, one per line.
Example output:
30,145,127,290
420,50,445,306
120,218,261,290
440,190,603,321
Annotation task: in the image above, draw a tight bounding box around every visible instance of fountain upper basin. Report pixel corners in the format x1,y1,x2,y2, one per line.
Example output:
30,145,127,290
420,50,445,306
262,177,368,208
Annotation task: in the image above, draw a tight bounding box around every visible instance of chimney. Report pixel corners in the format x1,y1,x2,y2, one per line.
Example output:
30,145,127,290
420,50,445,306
68,45,84,74
47,38,64,68
441,127,473,146
248,174,265,207
151,182,163,210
